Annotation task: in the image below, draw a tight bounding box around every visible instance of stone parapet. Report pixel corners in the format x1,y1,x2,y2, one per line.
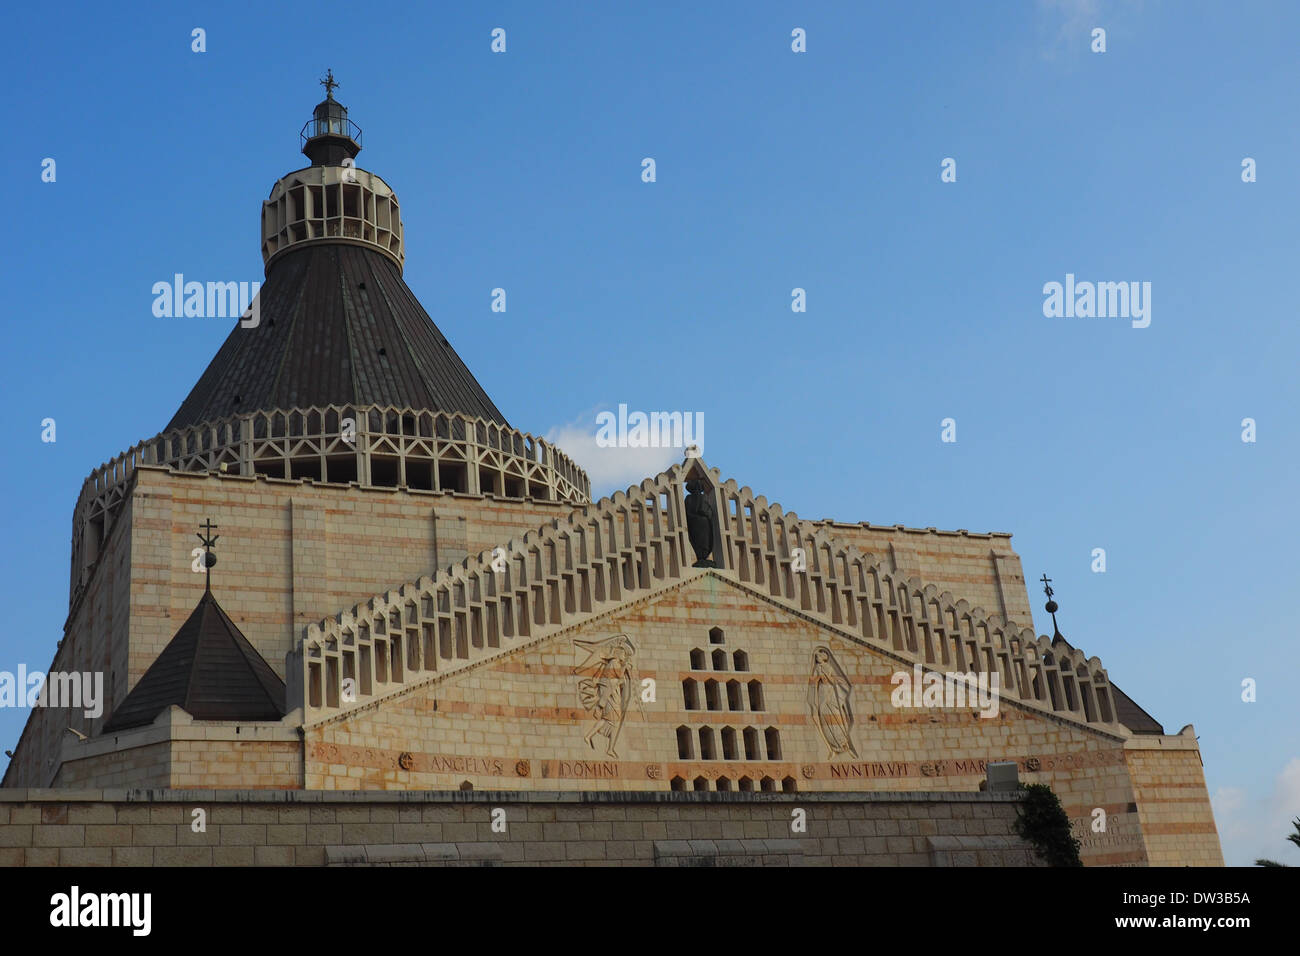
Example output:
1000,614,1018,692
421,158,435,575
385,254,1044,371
69,405,589,606
0,789,1041,867
296,459,1125,738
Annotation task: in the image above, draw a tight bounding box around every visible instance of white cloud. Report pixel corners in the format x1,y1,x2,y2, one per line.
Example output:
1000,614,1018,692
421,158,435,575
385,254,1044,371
545,406,687,499
1213,757,1300,866
1211,786,1246,817
1037,0,1103,58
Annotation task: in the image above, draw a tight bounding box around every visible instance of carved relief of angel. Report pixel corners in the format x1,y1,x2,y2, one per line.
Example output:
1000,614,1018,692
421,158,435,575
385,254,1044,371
573,634,637,757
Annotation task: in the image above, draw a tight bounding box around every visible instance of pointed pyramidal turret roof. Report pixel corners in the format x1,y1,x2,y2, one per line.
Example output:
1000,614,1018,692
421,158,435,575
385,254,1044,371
103,589,285,732
165,75,508,433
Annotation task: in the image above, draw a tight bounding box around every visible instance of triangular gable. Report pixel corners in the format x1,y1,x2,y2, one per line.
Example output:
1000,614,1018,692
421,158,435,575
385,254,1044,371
292,458,1125,736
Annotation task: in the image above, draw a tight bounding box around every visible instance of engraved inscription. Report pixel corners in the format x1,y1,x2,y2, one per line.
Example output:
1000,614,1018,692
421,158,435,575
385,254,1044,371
829,761,909,779
551,760,620,779
426,755,505,775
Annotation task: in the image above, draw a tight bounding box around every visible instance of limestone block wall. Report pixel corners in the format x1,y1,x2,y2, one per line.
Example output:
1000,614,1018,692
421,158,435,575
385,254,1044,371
811,522,1033,627
305,575,1157,865
55,742,171,790
0,789,1042,867
52,710,301,790
165,740,301,789
124,468,575,689
1124,735,1224,866
9,467,574,788
298,462,1124,743
2,496,135,788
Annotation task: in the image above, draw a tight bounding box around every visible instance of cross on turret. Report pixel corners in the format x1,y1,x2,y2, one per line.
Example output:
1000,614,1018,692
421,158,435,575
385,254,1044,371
1040,572,1063,640
196,519,220,592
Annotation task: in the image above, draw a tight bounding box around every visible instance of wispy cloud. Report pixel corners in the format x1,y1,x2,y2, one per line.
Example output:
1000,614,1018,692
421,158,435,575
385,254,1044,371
1212,757,1300,866
1037,0,1103,58
545,405,685,499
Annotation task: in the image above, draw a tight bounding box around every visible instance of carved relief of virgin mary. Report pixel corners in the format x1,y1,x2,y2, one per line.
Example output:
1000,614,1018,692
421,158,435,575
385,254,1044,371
807,645,859,759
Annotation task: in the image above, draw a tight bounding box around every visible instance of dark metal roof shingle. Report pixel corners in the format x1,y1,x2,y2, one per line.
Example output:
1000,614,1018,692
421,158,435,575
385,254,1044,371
165,243,508,431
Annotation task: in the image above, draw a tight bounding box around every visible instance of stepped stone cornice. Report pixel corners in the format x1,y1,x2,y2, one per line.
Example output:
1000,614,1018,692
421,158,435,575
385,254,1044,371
293,458,1126,737
67,407,589,606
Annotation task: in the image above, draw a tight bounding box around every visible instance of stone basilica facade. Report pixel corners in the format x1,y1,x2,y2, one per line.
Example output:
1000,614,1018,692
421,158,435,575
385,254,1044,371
2,86,1223,867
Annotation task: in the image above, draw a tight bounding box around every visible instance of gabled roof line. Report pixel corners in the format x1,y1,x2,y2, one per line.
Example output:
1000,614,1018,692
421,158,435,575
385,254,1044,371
302,571,711,730
304,566,1126,743
298,457,1135,736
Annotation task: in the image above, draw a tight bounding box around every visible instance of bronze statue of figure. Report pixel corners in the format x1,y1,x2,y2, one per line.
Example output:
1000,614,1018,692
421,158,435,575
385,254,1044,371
684,480,717,568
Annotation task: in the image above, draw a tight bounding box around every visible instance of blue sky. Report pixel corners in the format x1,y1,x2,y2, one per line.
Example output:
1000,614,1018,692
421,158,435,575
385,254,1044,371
2,1,1297,865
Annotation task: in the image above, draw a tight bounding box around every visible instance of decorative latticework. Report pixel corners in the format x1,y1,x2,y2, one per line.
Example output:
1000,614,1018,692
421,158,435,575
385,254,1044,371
69,406,589,604
261,164,404,272
293,460,1123,737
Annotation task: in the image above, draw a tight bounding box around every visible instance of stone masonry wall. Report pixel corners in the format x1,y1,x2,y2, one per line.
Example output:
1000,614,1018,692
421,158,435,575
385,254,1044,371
9,468,577,789
126,467,576,691
55,741,170,790
1124,738,1224,866
810,522,1033,627
3,496,135,789
0,789,1041,867
306,575,1155,865
53,711,302,790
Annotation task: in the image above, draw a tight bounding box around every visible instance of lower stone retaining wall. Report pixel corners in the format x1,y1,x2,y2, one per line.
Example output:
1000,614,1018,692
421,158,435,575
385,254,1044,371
0,789,1043,867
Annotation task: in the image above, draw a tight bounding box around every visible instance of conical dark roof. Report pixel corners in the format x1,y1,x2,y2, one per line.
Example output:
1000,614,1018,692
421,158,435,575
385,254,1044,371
103,590,285,732
165,243,508,432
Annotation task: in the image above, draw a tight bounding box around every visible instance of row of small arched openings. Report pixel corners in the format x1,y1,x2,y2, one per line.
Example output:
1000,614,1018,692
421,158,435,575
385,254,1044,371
682,678,764,713
690,647,749,671
677,725,782,761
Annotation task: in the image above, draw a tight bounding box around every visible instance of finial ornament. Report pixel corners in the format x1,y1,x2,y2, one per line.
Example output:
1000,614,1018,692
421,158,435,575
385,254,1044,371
1041,572,1062,638
320,69,339,99
196,519,220,592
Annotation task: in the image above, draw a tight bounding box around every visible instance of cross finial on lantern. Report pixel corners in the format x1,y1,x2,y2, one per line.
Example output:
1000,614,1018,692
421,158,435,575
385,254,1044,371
320,69,339,99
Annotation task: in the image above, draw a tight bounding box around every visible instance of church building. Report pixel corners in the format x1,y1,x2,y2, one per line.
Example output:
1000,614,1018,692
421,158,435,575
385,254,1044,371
2,81,1223,867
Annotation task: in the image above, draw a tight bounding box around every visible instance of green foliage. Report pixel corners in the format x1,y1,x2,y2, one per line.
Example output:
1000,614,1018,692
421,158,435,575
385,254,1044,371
1014,783,1082,867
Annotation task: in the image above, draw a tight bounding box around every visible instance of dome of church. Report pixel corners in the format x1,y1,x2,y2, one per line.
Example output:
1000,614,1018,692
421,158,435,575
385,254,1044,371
158,80,586,493
68,78,589,603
